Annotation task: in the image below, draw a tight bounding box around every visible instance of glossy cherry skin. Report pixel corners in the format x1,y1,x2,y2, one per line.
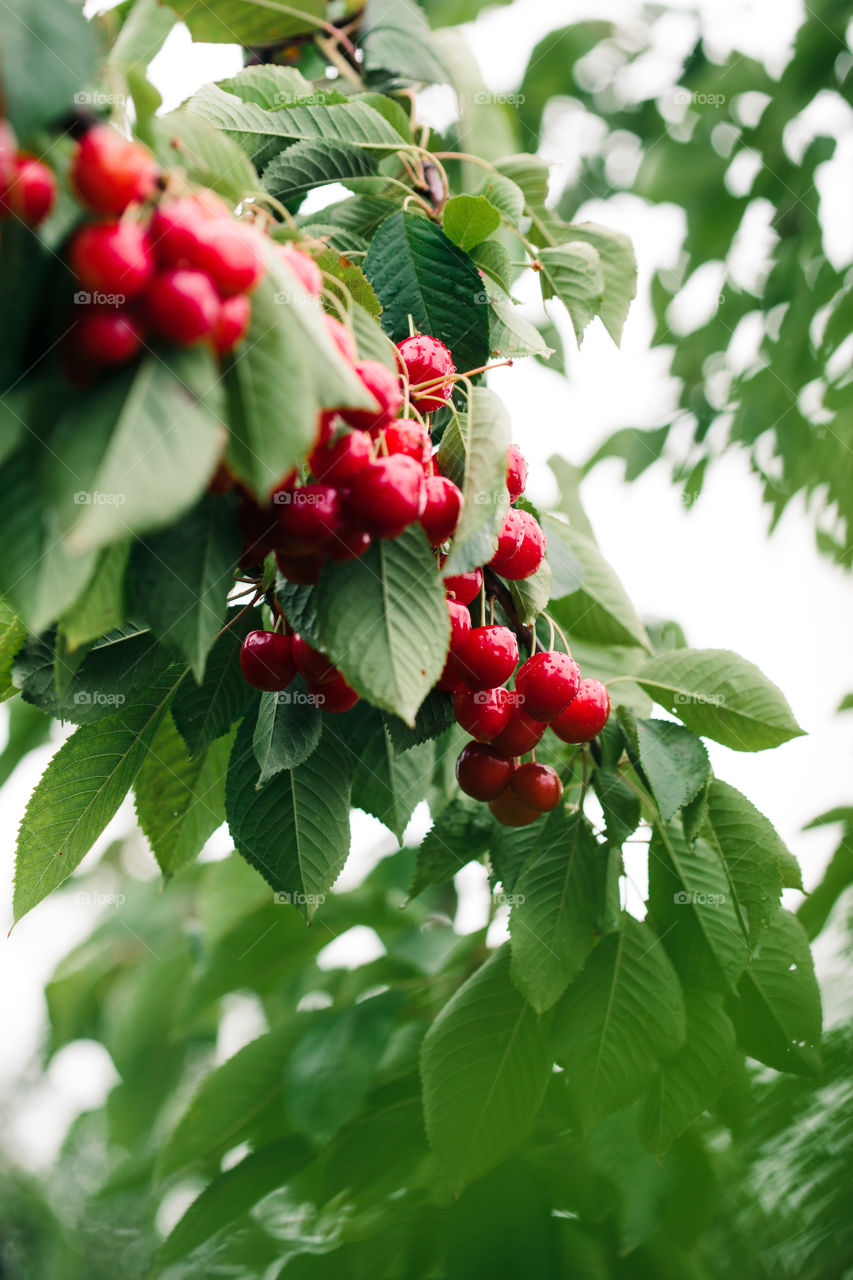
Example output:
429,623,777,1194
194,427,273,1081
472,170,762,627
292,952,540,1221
447,599,472,652
420,475,462,546
550,678,611,743
70,125,159,214
193,220,266,297
490,696,546,757
324,313,357,363
340,360,404,432
514,651,580,721
2,156,56,225
240,631,296,691
292,635,336,684
278,483,342,548
506,444,528,501
310,428,372,485
453,625,518,691
511,762,563,812
211,293,251,354
342,454,426,538
396,334,455,413
443,568,482,606
492,507,525,561
489,788,542,827
456,741,515,801
380,418,431,464
454,686,511,742
325,523,372,562
275,243,323,296
72,308,143,365
490,510,546,580
149,194,225,268
308,670,359,713
69,221,154,298
144,269,221,345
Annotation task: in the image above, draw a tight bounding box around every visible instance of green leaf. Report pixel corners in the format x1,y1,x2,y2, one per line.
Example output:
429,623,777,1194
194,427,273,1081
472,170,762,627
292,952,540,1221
633,648,805,751
131,495,240,681
171,608,259,757
58,543,130,654
472,239,513,291
562,222,637,344
476,173,526,225
408,797,492,899
0,598,27,703
314,524,450,726
225,714,352,920
13,667,184,920
487,285,556,360
262,137,380,203
169,0,325,44
594,769,642,846
108,0,178,69
252,680,322,787
364,210,490,373
731,909,822,1076
438,387,512,576
494,154,550,207
443,195,502,251
345,704,432,841
538,242,605,342
0,0,96,140
383,688,454,753
134,715,230,879
421,946,552,1192
509,558,552,624
509,811,608,1014
553,913,687,1130
623,715,710,823
547,522,651,650
154,110,260,204
703,780,785,944
639,991,739,1153
360,0,446,85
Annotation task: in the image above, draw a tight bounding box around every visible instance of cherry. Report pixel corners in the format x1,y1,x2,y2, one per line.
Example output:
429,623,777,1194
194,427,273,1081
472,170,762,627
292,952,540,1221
324,314,357,363
71,308,143,365
396,334,455,413
447,599,472,651
292,634,336,683
275,550,325,584
211,293,251,354
420,475,462,546
379,418,431,464
453,625,518,691
325,523,372,561
239,498,279,568
340,360,404,432
275,243,323,296
278,483,342,547
309,428,372,485
149,195,224,268
143,269,221,345
342,454,425,538
489,789,541,827
70,125,159,214
550,678,610,743
436,661,466,695
193,220,265,297
506,444,528,501
240,630,296,691
511,762,563,812
308,670,359,713
492,506,525,562
456,741,515,801
490,510,546,580
443,567,482,605
454,686,511,742
490,696,546,757
69,221,154,299
514,651,580,721
2,156,56,226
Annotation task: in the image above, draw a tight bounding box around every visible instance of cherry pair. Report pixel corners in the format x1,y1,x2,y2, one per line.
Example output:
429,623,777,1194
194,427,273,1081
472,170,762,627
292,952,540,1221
239,629,358,713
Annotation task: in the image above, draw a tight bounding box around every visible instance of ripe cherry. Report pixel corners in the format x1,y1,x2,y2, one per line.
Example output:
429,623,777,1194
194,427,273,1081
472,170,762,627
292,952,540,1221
144,269,221,345
69,221,154,298
514,651,580,721
489,788,541,827
292,635,336,683
511,762,563,812
506,444,528,501
443,568,482,605
454,625,518,691
324,314,357,363
211,293,251,354
2,156,56,226
550,678,611,743
340,360,404,432
490,696,546,757
454,686,511,742
240,630,296,691
309,428,372,485
193,220,265,297
71,308,143,365
456,741,515,801
490,510,546,580
492,507,525,562
149,194,223,268
421,475,462,546
278,484,342,547
275,549,325,584
447,599,472,651
380,418,431,464
342,454,425,538
70,125,159,214
325,523,372,561
308,670,359,713
396,334,455,413
275,243,323,296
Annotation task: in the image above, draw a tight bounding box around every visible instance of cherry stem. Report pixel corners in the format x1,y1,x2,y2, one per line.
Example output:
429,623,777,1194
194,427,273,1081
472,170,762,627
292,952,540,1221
543,611,571,653
219,588,265,637
483,569,546,656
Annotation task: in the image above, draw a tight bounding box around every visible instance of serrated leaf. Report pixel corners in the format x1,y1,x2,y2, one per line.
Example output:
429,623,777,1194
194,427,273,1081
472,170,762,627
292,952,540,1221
438,387,512,576
553,913,687,1130
252,681,322,787
702,779,785,944
225,713,352,920
487,285,556,360
0,597,27,702
171,608,260,757
476,173,525,224
731,909,821,1075
169,0,325,44
623,715,710,823
509,558,552,624
472,239,513,291
360,0,446,85
314,524,449,727
634,648,804,751
383,689,454,754
342,703,432,840
594,768,642,846
562,222,637,344
421,946,552,1192
538,242,605,342
154,109,259,204
408,797,492,899
443,195,501,251
262,137,380,203
58,542,130,654
509,811,607,1013
548,523,651,651
494,154,550,207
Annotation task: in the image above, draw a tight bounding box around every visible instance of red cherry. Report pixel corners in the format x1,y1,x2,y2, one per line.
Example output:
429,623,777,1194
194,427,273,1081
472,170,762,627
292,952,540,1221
378,418,431,463
240,630,296,691
193,220,266,297
550,678,610,743
211,293,251,354
342,454,425,538
278,483,342,547
239,498,279,568
308,670,358,713
492,507,525,562
514,651,580,722
453,686,511,742
490,510,546,580
292,634,336,684
69,221,154,298
489,789,542,827
420,475,462,546
310,429,372,484
71,308,143,365
456,741,515,801
70,125,159,214
143,269,221,345
436,662,466,695
2,156,56,226
453,625,518,691
396,334,455,413
324,314,357,363
274,550,325,584
443,568,482,605
275,243,323,295
511,762,563,812
148,195,224,268
340,360,404,432
325,524,372,561
447,599,471,652
490,696,546,756
506,444,528,501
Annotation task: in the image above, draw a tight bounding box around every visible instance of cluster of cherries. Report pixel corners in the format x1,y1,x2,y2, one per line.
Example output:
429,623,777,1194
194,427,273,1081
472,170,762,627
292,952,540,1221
240,625,359,713
0,118,57,227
